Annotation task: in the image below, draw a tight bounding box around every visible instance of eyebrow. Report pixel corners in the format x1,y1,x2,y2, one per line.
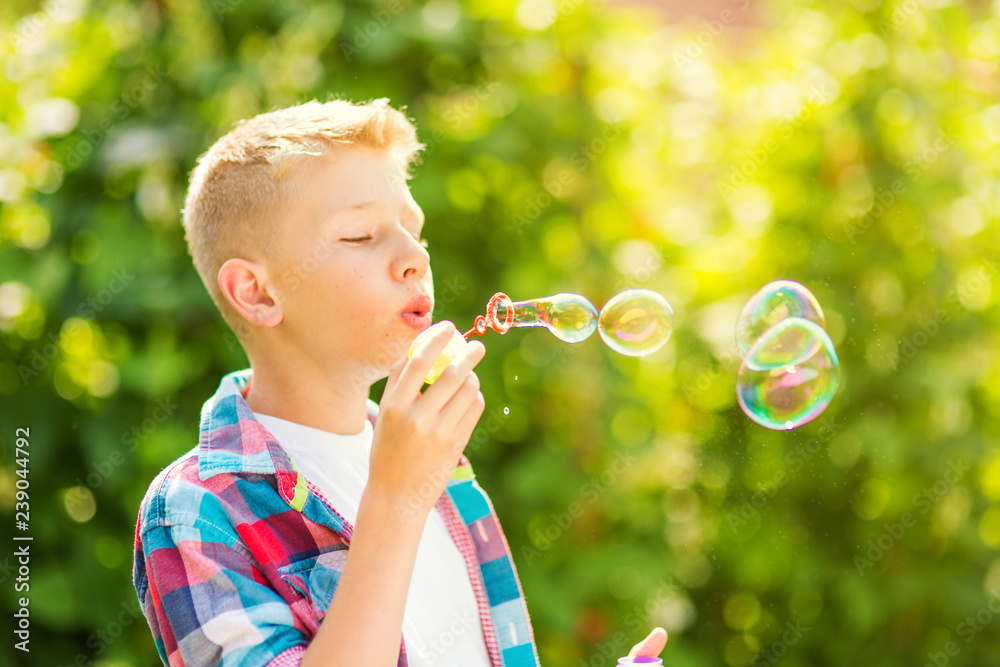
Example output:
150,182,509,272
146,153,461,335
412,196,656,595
335,201,425,225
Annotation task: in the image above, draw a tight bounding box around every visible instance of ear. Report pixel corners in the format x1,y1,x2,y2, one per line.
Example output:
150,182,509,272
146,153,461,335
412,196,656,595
218,258,283,328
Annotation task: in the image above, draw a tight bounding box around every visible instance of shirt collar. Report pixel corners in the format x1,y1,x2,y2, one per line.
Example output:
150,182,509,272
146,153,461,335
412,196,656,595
197,369,378,509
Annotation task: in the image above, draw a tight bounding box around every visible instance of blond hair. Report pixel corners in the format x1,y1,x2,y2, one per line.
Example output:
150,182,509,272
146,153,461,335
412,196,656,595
181,97,425,335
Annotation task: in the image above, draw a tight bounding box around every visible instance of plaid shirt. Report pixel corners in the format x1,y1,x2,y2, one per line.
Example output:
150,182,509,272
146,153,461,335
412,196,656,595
132,369,541,667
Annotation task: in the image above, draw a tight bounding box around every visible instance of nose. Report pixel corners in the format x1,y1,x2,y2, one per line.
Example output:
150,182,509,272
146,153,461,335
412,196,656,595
393,232,430,282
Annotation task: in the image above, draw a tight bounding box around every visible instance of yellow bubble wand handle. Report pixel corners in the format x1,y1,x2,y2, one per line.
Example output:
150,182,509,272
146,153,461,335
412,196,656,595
410,326,472,385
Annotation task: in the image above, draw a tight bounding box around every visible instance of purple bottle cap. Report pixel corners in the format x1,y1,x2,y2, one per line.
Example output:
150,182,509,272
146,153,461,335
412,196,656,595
616,658,663,665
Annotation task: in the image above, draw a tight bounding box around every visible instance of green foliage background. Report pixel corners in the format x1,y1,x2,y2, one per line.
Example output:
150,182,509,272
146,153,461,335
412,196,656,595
2,0,1000,665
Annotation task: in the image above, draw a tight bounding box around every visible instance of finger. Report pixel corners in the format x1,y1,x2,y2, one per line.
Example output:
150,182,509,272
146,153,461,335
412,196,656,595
391,321,457,400
419,339,486,414
627,627,668,658
385,349,408,388
438,370,483,428
449,386,486,452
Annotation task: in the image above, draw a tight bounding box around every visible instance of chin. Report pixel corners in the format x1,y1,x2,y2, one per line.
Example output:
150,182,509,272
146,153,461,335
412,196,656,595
370,331,414,373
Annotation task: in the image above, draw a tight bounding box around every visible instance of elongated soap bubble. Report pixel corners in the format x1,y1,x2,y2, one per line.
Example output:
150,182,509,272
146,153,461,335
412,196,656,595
598,289,674,357
736,317,839,430
496,293,598,344
736,280,826,358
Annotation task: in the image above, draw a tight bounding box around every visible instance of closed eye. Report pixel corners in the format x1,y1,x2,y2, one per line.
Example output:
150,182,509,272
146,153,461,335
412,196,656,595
340,234,426,247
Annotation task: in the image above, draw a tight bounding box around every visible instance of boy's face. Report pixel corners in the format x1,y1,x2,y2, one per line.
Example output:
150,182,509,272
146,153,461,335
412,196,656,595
268,145,434,381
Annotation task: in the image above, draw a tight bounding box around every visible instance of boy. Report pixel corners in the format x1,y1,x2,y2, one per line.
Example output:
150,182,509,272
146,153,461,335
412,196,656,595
131,97,666,667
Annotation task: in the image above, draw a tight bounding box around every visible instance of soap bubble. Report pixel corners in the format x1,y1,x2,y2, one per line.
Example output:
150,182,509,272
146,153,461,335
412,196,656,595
598,289,674,357
735,280,825,358
498,293,598,344
736,317,840,430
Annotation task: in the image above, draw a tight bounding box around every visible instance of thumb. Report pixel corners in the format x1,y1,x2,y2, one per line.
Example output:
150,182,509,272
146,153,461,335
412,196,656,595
627,627,668,658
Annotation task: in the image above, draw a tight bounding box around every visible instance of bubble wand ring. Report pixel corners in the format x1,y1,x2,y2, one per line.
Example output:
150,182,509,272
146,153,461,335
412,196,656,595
463,292,514,338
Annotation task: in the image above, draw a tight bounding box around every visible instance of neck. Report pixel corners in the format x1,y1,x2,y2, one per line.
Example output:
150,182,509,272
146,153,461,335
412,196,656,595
243,345,373,436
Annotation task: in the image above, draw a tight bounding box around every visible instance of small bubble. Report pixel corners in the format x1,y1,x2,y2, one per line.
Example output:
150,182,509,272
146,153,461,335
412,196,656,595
514,375,518,381
503,407,509,415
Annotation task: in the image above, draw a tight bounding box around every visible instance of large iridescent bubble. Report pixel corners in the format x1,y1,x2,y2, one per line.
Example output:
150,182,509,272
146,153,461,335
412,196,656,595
736,317,840,430
598,289,674,357
735,280,826,358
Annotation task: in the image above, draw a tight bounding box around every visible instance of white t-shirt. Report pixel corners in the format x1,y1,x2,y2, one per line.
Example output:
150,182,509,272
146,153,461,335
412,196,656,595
253,411,492,667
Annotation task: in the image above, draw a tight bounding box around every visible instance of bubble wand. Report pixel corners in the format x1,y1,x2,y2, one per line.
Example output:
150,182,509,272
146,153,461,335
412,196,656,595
412,292,598,385
462,292,599,343
412,289,674,385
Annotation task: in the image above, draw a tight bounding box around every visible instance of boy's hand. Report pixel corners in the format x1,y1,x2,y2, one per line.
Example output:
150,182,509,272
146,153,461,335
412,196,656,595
367,320,487,521
627,626,668,659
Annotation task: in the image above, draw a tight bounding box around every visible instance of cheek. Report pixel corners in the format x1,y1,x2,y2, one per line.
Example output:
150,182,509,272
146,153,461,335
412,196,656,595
313,263,380,316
